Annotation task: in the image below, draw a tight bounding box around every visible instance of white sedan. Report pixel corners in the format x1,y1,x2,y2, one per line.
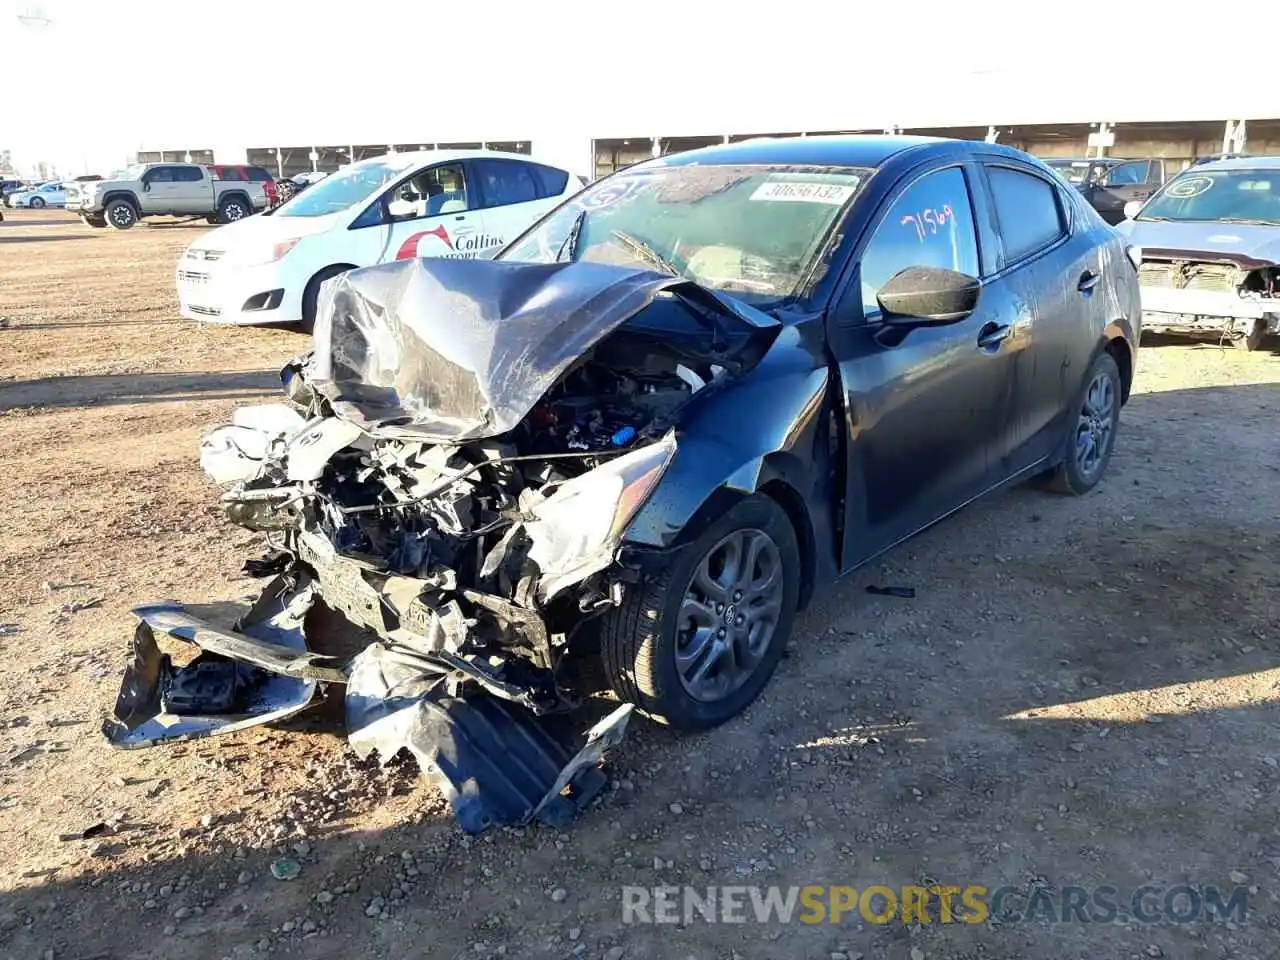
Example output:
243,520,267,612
176,149,583,328
10,182,67,208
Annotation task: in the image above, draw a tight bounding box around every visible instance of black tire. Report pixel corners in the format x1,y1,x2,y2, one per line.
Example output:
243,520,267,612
1235,320,1267,352
29,196,45,209
80,215,106,228
217,196,251,224
1045,352,1122,496
104,198,138,230
301,265,352,332
600,494,801,730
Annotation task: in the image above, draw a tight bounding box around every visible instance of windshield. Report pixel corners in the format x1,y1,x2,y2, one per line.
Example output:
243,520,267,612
275,161,403,218
1139,169,1280,224
1045,160,1092,185
498,163,870,307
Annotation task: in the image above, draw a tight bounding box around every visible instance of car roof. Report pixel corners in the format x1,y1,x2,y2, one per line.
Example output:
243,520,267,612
646,135,947,170
350,148,565,171
631,135,1047,172
1189,155,1280,172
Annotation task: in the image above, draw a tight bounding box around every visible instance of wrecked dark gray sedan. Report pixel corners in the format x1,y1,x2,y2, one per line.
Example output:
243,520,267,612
105,136,1141,833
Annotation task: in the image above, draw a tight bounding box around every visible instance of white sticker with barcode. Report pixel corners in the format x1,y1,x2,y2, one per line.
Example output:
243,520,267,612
750,180,856,204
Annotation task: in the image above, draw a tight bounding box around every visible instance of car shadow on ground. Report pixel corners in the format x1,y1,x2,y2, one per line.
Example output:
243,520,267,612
1,381,1276,960
0,217,84,228
0,370,281,412
0,234,94,245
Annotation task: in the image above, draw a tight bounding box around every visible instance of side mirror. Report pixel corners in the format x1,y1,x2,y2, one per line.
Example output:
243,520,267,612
1123,199,1144,221
386,198,416,220
876,266,981,326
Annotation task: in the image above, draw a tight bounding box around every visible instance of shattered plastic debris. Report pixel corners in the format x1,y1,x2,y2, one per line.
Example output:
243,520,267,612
270,856,301,881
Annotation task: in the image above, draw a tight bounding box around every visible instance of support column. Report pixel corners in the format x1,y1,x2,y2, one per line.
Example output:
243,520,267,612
651,137,662,158
985,126,999,144
1223,119,1247,154
1088,122,1115,158
275,147,283,178
309,148,318,173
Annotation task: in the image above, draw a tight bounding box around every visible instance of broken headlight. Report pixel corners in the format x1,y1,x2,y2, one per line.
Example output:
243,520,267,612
525,432,677,598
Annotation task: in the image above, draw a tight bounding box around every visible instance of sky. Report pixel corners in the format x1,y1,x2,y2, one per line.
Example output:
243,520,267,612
3,0,1279,177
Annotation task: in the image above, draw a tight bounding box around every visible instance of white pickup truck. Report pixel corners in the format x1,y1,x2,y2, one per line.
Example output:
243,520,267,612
65,162,268,229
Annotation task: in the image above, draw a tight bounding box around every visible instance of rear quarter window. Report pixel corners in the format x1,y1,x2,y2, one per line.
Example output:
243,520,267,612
530,163,570,198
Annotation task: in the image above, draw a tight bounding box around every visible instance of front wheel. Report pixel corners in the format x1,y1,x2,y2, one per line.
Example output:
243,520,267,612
600,495,801,730
1045,352,1122,496
28,196,45,209
81,215,106,228
104,199,138,230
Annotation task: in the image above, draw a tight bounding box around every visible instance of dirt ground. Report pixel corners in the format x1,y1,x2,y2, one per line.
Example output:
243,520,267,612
1,207,1277,960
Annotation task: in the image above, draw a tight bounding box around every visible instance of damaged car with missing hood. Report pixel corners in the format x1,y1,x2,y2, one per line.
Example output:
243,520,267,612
105,136,1141,834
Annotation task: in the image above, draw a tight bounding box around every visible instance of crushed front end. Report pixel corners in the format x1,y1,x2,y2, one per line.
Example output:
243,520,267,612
1138,255,1280,344
104,256,778,832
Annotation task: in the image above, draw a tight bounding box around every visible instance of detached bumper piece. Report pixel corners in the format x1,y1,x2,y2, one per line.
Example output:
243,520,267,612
103,576,342,748
104,577,632,834
347,643,632,834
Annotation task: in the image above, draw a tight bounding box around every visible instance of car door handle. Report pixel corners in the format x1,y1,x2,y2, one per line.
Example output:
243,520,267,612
1078,271,1100,293
977,321,1012,349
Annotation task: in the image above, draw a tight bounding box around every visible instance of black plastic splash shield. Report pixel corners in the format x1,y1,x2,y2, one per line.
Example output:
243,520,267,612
346,643,632,834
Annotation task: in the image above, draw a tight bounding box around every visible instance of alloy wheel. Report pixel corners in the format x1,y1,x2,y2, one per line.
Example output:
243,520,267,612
675,528,784,703
1075,369,1116,479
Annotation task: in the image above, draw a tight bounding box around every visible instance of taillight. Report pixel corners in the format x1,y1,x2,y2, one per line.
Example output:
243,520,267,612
1126,245,1143,271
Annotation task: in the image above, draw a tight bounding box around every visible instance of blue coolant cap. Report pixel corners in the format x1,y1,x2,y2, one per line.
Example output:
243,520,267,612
610,425,637,447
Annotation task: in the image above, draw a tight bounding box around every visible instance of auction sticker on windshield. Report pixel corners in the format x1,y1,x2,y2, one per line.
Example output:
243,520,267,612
751,180,857,204
1167,176,1213,199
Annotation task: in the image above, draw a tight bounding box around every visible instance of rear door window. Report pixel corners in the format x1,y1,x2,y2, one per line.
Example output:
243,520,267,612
474,159,539,208
173,166,204,183
985,166,1067,264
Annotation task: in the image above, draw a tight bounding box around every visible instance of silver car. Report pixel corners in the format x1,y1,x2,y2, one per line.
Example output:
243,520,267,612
1118,156,1280,351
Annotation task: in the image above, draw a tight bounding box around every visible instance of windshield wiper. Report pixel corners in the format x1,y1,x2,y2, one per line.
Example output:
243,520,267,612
1216,217,1279,225
555,209,586,263
611,230,679,275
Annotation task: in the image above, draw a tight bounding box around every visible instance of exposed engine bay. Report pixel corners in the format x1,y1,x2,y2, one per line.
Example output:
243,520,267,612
1137,256,1280,342
103,256,780,833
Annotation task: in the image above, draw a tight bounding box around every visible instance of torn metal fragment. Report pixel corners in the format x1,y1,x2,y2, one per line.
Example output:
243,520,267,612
103,577,334,748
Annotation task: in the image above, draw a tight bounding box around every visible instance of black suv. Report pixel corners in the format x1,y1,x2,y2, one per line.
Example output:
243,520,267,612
1043,157,1167,224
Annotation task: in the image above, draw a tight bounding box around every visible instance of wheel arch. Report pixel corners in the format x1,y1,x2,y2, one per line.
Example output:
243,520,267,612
102,190,140,211
625,450,821,612
1102,322,1135,404
219,190,253,212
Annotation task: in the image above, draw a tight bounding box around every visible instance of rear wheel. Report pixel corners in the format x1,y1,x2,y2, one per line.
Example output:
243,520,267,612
104,199,138,230
1045,352,1121,496
600,495,800,730
1235,320,1267,352
217,196,250,224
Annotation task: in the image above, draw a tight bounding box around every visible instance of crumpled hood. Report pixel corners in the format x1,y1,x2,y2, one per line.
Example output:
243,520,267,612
1120,218,1280,267
308,256,781,441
